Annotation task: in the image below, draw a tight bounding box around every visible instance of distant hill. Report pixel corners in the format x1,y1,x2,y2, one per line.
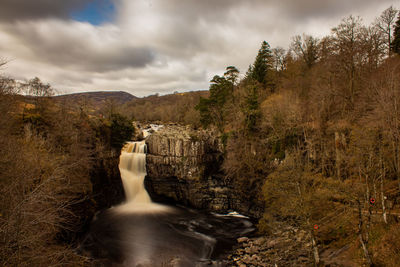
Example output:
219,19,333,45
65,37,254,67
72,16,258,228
55,91,137,107
51,90,208,124
124,91,209,126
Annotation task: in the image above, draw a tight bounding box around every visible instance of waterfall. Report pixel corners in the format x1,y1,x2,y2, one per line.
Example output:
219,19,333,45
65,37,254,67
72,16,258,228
119,141,151,203
84,128,255,266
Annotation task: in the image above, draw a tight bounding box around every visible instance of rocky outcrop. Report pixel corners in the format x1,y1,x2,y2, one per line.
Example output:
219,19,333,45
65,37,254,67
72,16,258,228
90,149,125,210
228,226,313,266
144,125,263,217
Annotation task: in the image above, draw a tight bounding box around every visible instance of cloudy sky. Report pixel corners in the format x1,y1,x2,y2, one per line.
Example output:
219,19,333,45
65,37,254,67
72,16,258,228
0,0,398,96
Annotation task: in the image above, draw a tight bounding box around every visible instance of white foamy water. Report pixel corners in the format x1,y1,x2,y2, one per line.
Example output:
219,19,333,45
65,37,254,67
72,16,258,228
117,139,171,214
142,124,164,138
119,141,151,203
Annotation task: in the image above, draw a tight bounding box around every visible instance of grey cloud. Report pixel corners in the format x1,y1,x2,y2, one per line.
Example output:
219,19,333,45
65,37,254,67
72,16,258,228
0,0,95,22
158,0,235,22
4,22,155,72
157,0,396,25
141,0,398,64
267,0,397,20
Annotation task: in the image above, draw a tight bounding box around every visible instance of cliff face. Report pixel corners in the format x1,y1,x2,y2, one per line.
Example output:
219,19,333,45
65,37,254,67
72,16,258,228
145,125,264,218
90,150,125,210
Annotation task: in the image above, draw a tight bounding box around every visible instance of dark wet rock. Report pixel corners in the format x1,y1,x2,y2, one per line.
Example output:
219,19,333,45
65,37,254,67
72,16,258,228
90,149,125,210
237,237,249,243
144,125,264,218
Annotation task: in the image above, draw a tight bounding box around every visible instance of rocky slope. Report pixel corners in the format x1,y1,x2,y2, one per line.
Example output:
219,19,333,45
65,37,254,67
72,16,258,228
144,125,264,218
228,226,314,267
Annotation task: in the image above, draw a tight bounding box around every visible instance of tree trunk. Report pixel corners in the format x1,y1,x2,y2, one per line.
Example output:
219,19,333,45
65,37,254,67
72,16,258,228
381,164,388,224
310,231,320,266
335,132,343,179
357,199,373,267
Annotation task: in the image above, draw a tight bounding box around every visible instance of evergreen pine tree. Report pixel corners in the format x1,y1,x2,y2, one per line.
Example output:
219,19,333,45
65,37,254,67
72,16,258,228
248,41,273,86
243,82,261,132
392,13,400,55
195,72,234,132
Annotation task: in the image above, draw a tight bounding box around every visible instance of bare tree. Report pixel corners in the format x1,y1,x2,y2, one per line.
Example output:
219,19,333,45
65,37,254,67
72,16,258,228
375,6,399,57
331,16,366,111
0,60,7,69
272,47,286,71
291,34,320,69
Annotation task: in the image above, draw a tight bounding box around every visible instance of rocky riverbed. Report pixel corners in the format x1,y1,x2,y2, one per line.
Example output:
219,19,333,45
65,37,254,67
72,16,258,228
227,226,314,267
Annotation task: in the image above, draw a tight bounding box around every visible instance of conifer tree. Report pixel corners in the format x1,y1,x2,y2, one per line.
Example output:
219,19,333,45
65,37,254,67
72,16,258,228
392,13,400,55
224,66,239,85
195,70,235,132
248,41,273,86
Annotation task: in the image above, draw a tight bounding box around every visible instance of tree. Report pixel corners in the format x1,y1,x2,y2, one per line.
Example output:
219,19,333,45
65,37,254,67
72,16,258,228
241,82,261,132
21,77,54,130
272,47,286,72
195,97,214,128
224,66,239,85
392,13,400,54
0,59,8,70
195,69,235,132
291,34,320,69
110,113,135,149
361,25,386,70
102,97,119,119
0,71,19,136
24,77,53,98
369,59,400,191
375,6,398,57
0,76,94,266
248,41,273,88
331,15,366,111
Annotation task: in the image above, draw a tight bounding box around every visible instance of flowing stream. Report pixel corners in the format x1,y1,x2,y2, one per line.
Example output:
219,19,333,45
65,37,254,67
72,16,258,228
82,135,254,266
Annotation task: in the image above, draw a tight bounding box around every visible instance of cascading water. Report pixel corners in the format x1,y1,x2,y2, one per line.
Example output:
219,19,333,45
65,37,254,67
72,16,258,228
118,124,164,203
119,141,151,203
116,139,170,214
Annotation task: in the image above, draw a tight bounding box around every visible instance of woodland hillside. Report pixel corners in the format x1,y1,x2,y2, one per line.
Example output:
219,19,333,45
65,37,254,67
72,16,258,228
122,90,208,127
193,7,400,266
0,77,134,266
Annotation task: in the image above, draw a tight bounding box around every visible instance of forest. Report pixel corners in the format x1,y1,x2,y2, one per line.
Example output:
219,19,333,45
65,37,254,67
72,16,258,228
0,5,400,267
194,7,400,266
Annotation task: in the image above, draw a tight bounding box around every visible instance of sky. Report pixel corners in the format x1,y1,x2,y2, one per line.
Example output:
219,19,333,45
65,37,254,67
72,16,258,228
0,0,398,97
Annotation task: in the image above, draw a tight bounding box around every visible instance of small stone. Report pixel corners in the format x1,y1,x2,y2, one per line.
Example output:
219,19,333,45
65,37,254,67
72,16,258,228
237,237,249,243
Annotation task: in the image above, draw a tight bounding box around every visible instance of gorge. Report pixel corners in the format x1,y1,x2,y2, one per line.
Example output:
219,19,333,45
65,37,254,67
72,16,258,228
81,126,256,266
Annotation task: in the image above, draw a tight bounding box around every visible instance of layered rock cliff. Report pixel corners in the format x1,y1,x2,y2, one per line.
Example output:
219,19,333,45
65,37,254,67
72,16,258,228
144,125,264,217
